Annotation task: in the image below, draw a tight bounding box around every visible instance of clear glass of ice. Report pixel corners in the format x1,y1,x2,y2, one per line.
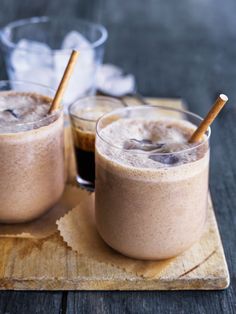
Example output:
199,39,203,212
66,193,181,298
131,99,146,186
0,16,108,110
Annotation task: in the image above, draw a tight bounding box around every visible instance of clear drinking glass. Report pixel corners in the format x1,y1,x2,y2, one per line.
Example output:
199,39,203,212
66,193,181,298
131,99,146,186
95,105,211,260
69,96,124,191
0,80,64,223
0,16,108,110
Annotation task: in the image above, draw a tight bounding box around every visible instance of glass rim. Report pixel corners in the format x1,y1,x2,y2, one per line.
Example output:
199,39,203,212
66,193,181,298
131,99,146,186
0,80,61,130
68,96,125,123
96,105,211,156
0,16,108,54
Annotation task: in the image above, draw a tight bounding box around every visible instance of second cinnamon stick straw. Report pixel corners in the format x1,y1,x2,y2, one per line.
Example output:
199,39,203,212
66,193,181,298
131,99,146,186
48,50,79,114
189,94,228,143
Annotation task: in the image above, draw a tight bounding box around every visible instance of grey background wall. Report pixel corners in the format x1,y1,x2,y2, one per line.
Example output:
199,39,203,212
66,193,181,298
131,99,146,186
0,0,235,115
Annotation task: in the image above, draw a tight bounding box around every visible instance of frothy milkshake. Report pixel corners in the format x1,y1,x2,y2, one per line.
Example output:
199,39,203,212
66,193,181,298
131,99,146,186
95,106,210,260
0,91,64,223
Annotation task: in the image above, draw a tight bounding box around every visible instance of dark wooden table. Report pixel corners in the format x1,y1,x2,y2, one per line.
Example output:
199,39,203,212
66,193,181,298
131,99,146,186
0,0,236,313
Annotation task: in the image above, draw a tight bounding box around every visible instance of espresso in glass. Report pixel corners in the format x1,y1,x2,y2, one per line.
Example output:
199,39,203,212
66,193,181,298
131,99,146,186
69,96,123,190
95,106,210,260
0,81,64,223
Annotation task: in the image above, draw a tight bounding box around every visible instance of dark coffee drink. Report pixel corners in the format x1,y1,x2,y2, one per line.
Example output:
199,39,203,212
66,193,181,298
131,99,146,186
75,149,95,182
71,126,95,185
69,96,123,190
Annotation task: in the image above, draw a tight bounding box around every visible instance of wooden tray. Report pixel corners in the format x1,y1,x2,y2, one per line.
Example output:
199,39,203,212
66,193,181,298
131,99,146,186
0,98,229,290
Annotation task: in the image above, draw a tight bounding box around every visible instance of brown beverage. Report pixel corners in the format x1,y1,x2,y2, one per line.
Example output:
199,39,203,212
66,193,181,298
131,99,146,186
72,127,95,184
69,96,123,190
0,89,64,223
95,106,210,260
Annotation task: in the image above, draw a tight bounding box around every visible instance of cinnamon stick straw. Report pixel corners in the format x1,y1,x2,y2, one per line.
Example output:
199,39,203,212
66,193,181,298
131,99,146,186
48,50,79,114
189,94,228,143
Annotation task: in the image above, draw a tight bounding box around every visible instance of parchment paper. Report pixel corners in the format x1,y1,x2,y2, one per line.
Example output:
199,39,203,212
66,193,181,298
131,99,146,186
57,194,174,279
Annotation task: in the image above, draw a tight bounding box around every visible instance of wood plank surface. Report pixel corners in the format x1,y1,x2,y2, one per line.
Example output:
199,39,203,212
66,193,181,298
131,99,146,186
0,292,63,314
0,98,229,291
0,199,229,291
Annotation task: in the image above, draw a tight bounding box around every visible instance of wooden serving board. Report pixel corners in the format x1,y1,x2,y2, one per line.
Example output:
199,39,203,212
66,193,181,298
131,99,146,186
0,98,229,290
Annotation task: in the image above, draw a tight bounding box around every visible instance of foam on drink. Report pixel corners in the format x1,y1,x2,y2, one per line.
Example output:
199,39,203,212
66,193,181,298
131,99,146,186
0,92,58,133
97,118,208,170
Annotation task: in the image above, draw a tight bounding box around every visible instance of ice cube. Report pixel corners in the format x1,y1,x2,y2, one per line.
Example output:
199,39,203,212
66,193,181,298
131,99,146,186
11,39,52,71
52,31,96,107
10,39,53,91
53,51,96,108
123,139,164,151
3,109,18,119
10,67,53,92
1,109,19,121
62,31,92,50
96,64,123,83
149,154,179,165
61,31,94,66
96,64,135,97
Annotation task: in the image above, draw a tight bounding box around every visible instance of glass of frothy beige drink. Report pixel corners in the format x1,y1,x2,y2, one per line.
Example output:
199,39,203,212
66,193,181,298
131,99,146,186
0,81,64,223
95,106,210,260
